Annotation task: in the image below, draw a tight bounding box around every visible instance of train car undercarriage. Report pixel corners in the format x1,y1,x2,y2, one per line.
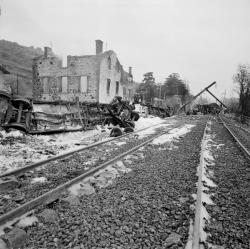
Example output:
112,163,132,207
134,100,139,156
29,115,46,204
0,93,142,135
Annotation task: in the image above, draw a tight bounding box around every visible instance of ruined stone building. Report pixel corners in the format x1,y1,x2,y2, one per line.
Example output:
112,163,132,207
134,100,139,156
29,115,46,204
33,40,135,103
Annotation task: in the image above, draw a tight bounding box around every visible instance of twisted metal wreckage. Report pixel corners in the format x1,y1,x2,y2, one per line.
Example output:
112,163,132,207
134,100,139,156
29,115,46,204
0,91,171,135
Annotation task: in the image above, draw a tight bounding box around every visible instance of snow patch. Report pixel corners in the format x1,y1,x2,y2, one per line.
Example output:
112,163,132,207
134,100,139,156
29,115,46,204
152,124,195,145
135,116,165,130
16,216,39,228
31,177,47,184
193,120,218,246
0,130,24,138
136,123,170,139
68,160,131,196
115,141,126,146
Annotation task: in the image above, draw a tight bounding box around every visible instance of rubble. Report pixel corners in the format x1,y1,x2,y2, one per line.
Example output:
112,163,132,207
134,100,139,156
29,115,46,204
61,195,80,206
0,176,19,193
37,209,58,224
1,228,28,249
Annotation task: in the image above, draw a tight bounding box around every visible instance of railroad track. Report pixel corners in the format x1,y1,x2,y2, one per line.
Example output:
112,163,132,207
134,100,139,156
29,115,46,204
0,121,170,178
0,121,182,228
219,114,250,157
185,117,211,249
2,115,244,249
0,115,213,249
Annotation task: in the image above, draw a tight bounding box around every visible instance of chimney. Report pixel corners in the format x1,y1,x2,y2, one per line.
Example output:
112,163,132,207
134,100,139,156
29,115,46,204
95,40,103,55
44,47,53,58
129,66,132,75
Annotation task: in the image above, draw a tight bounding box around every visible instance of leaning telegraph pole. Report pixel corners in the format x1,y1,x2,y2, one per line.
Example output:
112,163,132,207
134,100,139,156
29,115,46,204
178,81,227,113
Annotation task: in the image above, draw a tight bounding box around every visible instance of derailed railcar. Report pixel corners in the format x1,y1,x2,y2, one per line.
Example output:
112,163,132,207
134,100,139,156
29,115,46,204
145,103,172,118
0,93,139,135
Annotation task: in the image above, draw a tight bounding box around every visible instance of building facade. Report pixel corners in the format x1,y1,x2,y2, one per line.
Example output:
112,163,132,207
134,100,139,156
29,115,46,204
33,40,135,103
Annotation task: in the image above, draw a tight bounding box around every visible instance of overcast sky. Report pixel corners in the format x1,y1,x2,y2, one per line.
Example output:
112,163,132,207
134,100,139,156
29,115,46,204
0,0,250,100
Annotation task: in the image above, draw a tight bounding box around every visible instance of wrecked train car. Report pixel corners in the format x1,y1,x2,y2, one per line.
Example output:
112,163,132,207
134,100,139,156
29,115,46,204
0,94,87,134
0,94,139,134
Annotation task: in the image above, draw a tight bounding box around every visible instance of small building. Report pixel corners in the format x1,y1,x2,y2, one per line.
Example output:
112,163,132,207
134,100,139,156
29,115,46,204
32,40,135,103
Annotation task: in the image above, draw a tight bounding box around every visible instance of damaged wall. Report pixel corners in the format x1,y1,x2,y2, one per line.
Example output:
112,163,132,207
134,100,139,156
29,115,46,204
32,41,135,104
99,52,121,103
33,50,100,102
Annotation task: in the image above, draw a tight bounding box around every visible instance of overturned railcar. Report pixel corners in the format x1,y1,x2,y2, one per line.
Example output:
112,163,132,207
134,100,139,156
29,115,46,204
0,93,139,134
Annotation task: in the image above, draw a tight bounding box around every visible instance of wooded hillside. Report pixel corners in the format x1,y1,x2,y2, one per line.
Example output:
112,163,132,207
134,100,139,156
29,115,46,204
0,40,43,96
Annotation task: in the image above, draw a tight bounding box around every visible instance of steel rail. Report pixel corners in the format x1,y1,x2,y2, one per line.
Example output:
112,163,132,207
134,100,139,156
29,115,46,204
0,124,182,226
192,118,210,249
192,115,249,249
219,115,250,158
0,121,168,178
220,115,250,135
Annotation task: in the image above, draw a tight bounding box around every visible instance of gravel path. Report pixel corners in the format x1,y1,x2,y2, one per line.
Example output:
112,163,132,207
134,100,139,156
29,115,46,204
22,116,207,249
204,119,249,249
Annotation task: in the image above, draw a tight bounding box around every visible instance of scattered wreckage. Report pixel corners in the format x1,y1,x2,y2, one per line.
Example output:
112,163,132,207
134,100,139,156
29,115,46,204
0,92,140,135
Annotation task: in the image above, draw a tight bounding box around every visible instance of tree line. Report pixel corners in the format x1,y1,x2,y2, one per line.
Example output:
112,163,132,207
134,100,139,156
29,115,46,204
136,72,190,105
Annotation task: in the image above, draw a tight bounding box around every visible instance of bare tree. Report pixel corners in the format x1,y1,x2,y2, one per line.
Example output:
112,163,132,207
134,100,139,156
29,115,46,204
233,64,250,116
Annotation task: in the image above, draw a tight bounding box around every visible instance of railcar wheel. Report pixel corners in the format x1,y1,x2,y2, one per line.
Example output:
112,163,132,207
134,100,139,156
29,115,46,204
124,127,134,133
110,127,122,137
4,123,27,133
131,112,140,121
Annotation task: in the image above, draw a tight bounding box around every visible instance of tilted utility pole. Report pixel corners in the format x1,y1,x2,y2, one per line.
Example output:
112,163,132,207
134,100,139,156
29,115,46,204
178,81,227,112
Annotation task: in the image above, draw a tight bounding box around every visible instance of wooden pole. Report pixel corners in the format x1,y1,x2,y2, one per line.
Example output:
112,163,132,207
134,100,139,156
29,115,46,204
206,89,227,108
178,81,216,112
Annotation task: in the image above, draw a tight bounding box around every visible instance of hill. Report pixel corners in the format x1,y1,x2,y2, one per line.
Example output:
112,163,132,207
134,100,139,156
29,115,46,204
0,40,43,96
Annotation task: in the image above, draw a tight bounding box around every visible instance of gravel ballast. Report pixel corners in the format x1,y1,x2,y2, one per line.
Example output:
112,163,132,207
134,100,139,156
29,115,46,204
21,116,208,249
204,119,249,249
0,122,177,214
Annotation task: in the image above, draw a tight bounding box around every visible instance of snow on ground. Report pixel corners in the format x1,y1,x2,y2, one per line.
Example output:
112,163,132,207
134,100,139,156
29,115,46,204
152,124,195,146
30,177,47,184
68,160,131,196
135,116,176,139
185,121,218,249
37,125,105,146
134,116,165,130
0,116,171,174
193,120,221,247
0,126,108,174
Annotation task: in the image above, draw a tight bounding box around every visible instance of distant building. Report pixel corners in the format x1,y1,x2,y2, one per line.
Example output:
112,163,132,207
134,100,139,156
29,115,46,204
32,40,135,103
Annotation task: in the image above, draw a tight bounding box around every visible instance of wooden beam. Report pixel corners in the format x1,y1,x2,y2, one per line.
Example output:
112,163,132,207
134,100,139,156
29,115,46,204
179,81,216,111
206,89,227,108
